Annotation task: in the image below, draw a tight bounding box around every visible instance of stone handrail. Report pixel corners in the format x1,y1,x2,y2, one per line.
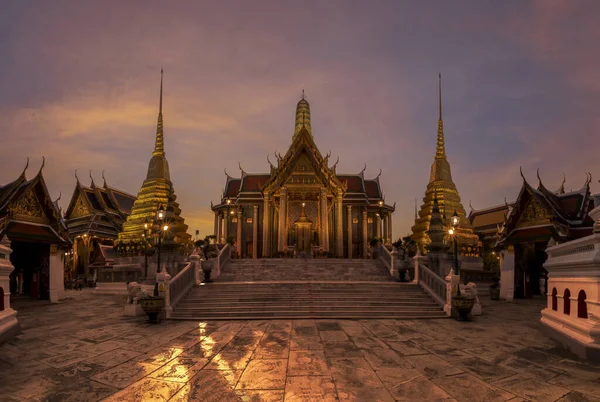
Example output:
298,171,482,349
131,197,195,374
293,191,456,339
379,243,396,277
461,268,497,284
167,262,194,309
418,261,447,307
215,243,231,278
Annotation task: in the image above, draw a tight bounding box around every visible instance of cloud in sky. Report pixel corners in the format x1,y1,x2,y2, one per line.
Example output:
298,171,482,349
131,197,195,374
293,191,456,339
0,1,598,239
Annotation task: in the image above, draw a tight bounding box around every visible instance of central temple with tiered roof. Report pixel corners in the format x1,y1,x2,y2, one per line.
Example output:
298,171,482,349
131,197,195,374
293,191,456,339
212,94,395,258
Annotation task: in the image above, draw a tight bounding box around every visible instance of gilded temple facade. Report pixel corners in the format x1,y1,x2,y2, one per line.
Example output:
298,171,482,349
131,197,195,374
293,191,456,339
116,70,190,252
212,95,395,258
411,75,480,255
64,173,136,280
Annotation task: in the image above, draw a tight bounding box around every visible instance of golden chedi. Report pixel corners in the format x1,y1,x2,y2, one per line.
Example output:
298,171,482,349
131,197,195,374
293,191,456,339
116,70,190,248
411,74,480,255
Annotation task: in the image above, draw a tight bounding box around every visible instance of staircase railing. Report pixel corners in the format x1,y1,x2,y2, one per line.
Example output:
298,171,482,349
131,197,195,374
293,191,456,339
413,256,446,307
379,243,396,277
215,243,231,278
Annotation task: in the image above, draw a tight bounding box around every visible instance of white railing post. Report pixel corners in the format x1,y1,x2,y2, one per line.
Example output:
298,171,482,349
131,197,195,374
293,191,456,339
444,268,456,317
391,249,397,278
190,251,200,285
412,253,420,284
157,266,173,319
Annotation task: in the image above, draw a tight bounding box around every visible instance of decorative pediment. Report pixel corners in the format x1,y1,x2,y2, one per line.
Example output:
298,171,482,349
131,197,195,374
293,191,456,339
70,196,89,219
516,196,551,227
10,190,47,222
292,152,314,173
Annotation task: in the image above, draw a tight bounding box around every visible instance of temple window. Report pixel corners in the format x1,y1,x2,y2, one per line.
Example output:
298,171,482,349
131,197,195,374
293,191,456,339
551,288,557,311
352,218,358,224
578,290,588,319
367,218,373,224
0,287,3,311
563,289,571,315
246,218,253,224
232,218,238,223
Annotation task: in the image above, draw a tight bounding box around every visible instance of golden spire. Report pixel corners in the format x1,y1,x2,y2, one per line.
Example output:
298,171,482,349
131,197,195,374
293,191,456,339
153,68,165,157
294,90,311,137
436,73,446,159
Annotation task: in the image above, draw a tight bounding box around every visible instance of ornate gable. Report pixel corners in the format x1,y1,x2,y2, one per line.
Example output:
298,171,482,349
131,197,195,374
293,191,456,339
10,190,47,222
516,195,551,227
70,196,90,219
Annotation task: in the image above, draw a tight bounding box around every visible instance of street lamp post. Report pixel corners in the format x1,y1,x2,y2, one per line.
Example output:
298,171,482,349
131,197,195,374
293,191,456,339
449,210,460,296
378,200,384,242
154,205,169,297
143,220,149,279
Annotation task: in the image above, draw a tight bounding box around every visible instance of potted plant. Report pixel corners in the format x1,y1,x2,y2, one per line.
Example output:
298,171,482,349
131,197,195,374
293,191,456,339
489,275,500,300
196,236,217,283
140,294,164,324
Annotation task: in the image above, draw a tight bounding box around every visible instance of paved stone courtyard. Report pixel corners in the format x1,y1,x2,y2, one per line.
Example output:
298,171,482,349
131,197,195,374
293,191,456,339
1,290,599,402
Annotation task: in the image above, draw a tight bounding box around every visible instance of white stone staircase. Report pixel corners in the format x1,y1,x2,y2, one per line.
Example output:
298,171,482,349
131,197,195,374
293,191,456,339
171,259,447,320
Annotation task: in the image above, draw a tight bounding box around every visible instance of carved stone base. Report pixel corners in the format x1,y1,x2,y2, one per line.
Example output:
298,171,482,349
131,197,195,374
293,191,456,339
541,308,600,363
0,308,19,342
123,303,144,317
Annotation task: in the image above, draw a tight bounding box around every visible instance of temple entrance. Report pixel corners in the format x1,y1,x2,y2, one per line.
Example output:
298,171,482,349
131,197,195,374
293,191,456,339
9,241,50,300
514,242,547,298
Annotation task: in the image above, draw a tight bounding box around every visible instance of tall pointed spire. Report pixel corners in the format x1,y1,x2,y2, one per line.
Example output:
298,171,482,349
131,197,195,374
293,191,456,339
294,91,312,137
153,68,165,157
436,73,446,159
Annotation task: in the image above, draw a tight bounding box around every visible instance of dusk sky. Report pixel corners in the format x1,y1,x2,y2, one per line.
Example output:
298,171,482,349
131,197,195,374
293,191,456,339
1,1,598,239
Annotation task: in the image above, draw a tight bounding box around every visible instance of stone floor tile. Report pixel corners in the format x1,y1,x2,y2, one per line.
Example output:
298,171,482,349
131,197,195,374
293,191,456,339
226,333,263,350
557,391,600,402
405,354,464,379
266,320,292,333
288,350,329,376
46,339,96,354
499,357,565,381
90,360,159,389
39,379,119,402
42,361,106,383
376,367,454,401
134,345,185,366
148,355,208,382
102,377,183,401
84,348,142,368
284,376,337,402
319,330,349,342
454,357,517,381
550,359,600,380
206,349,255,371
463,347,513,364
351,335,389,350
361,347,413,370
41,350,96,369
236,389,285,401
339,322,373,337
290,335,323,350
387,340,429,356
329,357,386,388
335,384,395,402
424,343,475,361
315,321,343,331
292,325,318,337
550,373,600,398
236,359,288,390
493,375,570,401
322,340,363,358
432,373,515,402
78,340,129,356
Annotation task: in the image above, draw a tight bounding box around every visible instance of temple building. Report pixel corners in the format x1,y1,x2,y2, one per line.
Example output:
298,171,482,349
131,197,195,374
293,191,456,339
64,172,136,281
496,171,597,300
0,158,70,303
211,94,395,258
411,75,480,255
468,201,515,271
116,70,190,254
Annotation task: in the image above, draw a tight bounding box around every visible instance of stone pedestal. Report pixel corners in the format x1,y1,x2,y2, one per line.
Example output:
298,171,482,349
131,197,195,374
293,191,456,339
0,237,19,341
49,248,64,303
123,303,144,317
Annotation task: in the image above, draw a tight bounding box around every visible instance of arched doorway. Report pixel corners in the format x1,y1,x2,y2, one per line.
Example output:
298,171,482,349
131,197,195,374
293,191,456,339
578,290,588,319
0,287,4,311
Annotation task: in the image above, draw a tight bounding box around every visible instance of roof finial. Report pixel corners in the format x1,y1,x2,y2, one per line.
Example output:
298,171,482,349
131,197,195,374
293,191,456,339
435,73,446,159
153,68,165,156
75,169,80,184
20,157,29,177
102,170,107,187
301,89,305,100
89,170,95,186
55,191,62,203
438,72,442,120
38,156,45,175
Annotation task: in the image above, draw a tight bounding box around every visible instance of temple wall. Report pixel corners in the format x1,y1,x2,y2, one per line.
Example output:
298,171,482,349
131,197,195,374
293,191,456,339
0,237,19,341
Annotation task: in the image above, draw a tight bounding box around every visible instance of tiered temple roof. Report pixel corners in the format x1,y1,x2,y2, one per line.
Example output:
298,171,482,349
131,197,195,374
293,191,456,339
468,201,514,240
64,172,136,239
0,158,69,244
496,170,596,247
116,70,190,245
411,75,479,253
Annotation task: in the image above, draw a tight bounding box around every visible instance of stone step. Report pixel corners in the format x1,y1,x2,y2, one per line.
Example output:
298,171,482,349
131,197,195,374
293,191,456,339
179,299,439,306
171,311,447,319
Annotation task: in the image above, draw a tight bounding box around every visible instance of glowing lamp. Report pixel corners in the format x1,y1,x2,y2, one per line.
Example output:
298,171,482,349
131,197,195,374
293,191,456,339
451,211,459,227
448,228,454,235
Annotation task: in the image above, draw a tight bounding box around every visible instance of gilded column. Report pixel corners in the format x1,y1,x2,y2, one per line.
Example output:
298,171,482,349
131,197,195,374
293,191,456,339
213,211,218,239
278,188,287,251
223,211,229,243
362,209,368,258
262,195,270,257
236,208,243,257
376,213,382,239
347,205,352,259
320,188,329,251
217,213,223,243
336,194,343,257
252,205,258,258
